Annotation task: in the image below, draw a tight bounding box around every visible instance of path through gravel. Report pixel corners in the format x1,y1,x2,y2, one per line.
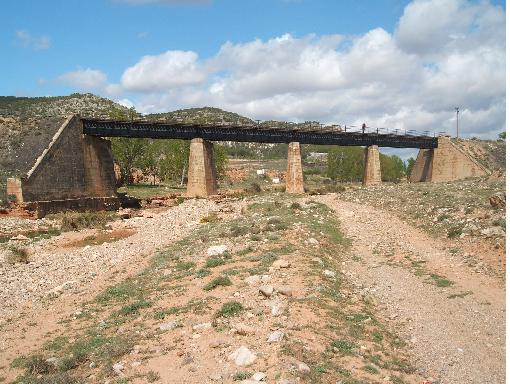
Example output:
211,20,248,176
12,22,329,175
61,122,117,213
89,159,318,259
318,195,505,384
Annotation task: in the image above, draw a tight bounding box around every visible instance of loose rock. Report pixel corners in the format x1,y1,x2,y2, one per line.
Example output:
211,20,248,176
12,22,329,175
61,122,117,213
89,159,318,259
228,346,257,366
259,285,274,297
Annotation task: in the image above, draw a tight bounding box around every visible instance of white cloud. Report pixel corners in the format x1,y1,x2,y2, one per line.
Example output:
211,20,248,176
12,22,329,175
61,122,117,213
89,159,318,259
60,0,506,140
57,68,108,90
15,30,50,51
117,98,135,108
121,50,207,92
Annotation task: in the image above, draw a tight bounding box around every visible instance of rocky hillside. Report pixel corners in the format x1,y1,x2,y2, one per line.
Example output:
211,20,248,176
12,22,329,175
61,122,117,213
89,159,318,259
452,138,505,171
0,93,129,119
146,107,253,125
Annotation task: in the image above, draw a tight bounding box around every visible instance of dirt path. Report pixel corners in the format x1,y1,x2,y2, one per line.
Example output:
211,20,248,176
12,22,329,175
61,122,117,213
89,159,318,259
318,195,505,384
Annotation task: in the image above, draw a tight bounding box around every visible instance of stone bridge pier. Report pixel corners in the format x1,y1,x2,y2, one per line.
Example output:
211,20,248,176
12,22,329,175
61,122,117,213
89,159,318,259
362,145,382,186
286,142,305,193
186,138,218,197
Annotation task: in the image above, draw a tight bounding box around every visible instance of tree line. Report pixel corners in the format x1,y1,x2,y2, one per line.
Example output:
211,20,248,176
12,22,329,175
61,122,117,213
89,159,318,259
326,146,414,182
111,138,226,186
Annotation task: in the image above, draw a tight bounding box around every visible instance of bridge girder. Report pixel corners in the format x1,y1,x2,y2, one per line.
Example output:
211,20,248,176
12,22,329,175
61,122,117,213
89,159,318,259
81,119,438,149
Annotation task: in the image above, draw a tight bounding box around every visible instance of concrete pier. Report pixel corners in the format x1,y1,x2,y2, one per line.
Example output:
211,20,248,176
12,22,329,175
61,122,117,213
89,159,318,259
187,138,218,197
286,142,305,193
362,145,382,186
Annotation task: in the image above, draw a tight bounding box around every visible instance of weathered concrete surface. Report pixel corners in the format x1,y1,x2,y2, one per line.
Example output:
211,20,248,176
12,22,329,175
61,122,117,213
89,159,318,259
410,136,489,182
6,178,23,203
187,138,218,197
409,148,433,182
362,145,382,186
10,115,117,207
286,142,304,193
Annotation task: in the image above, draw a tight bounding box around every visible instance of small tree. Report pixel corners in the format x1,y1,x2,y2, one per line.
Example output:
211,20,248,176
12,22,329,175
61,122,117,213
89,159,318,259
406,157,416,177
111,138,147,185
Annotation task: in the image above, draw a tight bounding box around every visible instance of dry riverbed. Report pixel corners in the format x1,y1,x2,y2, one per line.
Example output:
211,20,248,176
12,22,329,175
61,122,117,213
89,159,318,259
0,188,505,384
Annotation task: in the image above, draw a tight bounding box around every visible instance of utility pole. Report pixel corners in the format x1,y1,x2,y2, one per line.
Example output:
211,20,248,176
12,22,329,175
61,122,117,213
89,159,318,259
455,107,459,138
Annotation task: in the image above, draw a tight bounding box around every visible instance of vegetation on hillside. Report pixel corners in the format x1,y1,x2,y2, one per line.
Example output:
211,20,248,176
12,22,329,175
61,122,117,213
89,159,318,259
0,93,129,118
146,107,253,125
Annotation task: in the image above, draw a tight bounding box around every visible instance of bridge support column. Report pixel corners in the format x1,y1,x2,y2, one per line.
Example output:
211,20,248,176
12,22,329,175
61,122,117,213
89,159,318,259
286,142,305,193
410,136,488,182
187,138,218,197
362,145,382,186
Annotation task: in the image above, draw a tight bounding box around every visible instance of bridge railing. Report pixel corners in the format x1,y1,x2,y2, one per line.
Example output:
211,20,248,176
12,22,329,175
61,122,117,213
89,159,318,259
105,117,438,138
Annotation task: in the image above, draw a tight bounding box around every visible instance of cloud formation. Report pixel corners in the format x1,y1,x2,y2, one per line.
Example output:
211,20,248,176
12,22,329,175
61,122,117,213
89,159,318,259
122,51,208,92
61,0,506,139
15,30,50,51
57,68,123,98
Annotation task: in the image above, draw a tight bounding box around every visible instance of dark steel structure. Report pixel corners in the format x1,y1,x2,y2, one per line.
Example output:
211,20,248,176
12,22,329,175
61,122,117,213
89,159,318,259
82,118,438,149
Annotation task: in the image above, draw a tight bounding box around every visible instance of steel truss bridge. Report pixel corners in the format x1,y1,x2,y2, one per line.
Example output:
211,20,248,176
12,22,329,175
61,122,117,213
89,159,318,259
82,118,438,149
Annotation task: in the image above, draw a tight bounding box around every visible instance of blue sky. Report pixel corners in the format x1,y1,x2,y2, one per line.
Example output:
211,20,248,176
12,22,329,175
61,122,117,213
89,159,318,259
1,0,506,156
3,0,416,96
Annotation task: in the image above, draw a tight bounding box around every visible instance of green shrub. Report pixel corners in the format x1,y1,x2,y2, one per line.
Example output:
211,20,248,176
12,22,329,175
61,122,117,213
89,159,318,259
116,299,151,316
205,257,225,268
204,276,232,291
216,301,243,317
331,339,354,355
56,211,117,231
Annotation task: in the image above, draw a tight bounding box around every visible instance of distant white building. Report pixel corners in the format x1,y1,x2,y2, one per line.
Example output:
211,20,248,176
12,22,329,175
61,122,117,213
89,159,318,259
306,152,328,162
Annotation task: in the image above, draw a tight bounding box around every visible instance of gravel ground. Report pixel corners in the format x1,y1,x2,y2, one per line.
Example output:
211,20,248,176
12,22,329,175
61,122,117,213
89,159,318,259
0,199,238,322
318,195,505,384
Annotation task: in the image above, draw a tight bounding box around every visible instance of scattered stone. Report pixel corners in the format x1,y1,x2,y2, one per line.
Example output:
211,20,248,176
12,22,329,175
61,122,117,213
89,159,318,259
273,259,291,268
270,301,286,317
308,238,319,245
207,245,228,256
112,362,125,376
209,338,230,348
46,280,76,298
259,285,274,297
209,373,223,381
323,270,336,278
252,372,267,381
245,275,261,285
267,330,285,343
45,357,59,366
235,323,255,336
159,320,179,331
10,234,29,241
192,322,212,331
297,361,311,373
481,226,505,238
228,346,257,366
489,193,505,208
277,286,293,297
